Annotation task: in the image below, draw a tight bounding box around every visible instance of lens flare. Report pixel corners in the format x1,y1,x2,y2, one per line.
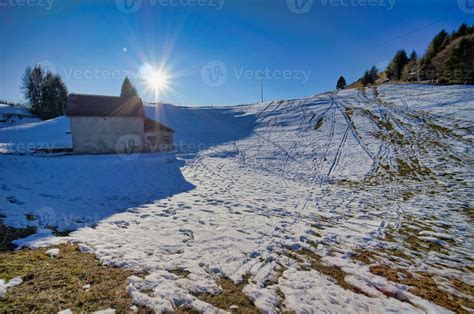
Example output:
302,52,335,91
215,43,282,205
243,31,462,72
146,69,169,92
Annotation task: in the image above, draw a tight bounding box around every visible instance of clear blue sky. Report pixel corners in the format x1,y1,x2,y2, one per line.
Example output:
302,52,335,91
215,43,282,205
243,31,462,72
0,0,470,106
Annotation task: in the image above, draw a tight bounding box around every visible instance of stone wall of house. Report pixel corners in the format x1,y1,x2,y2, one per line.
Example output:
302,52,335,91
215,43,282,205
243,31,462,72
70,117,144,154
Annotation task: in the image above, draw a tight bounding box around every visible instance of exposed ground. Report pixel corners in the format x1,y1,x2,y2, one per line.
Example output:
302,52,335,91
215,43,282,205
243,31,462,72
0,244,149,313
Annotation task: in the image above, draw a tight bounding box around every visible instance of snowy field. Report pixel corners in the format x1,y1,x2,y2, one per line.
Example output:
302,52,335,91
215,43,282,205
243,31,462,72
0,85,473,312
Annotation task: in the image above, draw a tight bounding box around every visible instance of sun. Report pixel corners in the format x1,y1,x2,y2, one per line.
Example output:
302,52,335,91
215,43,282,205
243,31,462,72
146,69,169,92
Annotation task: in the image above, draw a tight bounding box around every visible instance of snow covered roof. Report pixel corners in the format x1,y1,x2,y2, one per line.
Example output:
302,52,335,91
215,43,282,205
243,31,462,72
66,94,145,118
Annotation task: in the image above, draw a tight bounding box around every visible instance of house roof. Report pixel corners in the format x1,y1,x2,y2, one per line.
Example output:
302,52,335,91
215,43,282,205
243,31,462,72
145,117,174,133
66,94,145,117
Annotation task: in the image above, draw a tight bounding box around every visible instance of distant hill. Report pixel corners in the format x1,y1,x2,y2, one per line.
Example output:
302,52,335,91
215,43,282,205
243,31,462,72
424,34,474,84
348,23,473,88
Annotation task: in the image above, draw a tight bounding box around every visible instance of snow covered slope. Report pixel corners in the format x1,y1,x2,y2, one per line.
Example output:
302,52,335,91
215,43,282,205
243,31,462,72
0,85,473,313
144,103,256,150
0,116,71,154
0,103,39,129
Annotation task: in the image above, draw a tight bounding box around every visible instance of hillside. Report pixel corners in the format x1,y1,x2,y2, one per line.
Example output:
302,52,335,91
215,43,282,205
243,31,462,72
350,24,474,88
0,103,39,129
428,34,474,83
0,85,473,312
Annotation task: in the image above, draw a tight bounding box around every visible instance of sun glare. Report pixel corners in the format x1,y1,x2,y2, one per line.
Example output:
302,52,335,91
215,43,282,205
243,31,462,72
146,70,168,91
139,63,174,102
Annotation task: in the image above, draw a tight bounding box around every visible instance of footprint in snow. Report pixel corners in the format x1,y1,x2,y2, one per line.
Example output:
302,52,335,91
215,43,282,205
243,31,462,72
6,195,24,205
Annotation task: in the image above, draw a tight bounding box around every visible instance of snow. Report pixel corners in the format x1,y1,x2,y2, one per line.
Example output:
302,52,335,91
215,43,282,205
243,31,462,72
0,103,39,129
0,84,473,312
92,309,115,314
0,276,23,298
46,248,60,257
0,115,71,154
144,102,256,152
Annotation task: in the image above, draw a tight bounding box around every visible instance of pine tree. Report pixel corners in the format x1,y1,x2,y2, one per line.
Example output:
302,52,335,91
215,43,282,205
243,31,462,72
442,38,474,84
453,23,468,39
369,66,379,82
120,77,138,99
421,30,449,69
21,65,68,120
386,50,409,80
22,66,45,117
42,73,68,117
361,70,374,86
336,76,347,89
409,50,418,62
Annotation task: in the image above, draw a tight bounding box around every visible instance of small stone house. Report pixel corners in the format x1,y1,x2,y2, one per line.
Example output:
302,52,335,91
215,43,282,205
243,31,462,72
66,94,174,155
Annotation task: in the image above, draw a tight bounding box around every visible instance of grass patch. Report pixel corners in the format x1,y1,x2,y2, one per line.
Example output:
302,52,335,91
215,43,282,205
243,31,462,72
370,264,473,313
0,244,150,313
291,249,367,296
194,276,258,313
351,250,375,265
169,269,190,278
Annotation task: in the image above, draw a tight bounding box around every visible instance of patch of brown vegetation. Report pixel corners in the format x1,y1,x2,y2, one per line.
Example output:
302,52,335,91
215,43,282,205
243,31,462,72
292,249,367,296
194,276,258,313
370,265,402,282
369,264,472,313
173,306,200,314
314,117,324,130
351,250,374,265
169,269,190,278
0,244,150,313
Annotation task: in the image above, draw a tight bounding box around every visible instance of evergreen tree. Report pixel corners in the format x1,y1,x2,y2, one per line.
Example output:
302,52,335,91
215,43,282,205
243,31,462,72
369,66,379,82
386,50,409,80
120,76,138,99
409,50,418,62
421,30,449,69
453,23,468,39
442,38,474,84
21,65,68,120
22,66,44,115
336,76,347,89
361,70,374,86
42,73,68,117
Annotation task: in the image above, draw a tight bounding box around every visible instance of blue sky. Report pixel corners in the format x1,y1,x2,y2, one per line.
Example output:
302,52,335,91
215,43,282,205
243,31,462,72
0,0,471,106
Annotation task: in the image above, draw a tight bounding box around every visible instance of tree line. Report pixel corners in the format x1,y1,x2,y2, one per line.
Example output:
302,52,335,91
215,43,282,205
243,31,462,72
337,23,474,89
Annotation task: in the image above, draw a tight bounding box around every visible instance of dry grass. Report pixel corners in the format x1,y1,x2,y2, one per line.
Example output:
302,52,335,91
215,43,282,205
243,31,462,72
194,276,259,313
314,117,324,130
370,264,473,313
0,244,150,313
291,249,367,296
